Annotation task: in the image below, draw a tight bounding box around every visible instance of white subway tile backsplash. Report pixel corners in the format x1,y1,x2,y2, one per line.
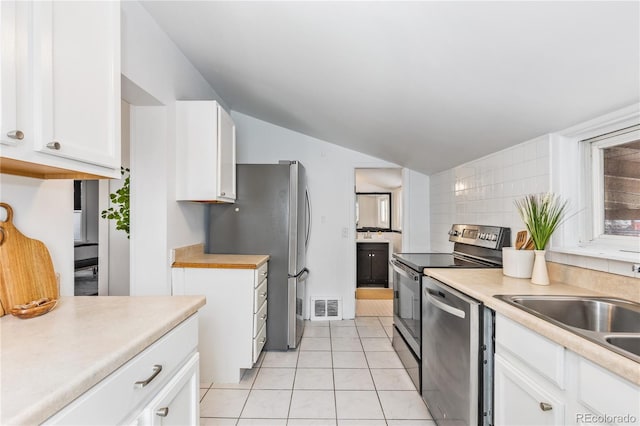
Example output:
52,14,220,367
584,257,609,273
430,134,619,277
607,260,636,278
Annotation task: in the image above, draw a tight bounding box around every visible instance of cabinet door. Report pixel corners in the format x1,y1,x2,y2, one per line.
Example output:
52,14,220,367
370,245,389,284
0,0,20,146
142,353,199,426
357,245,372,283
494,354,565,426
32,1,120,169
217,105,236,200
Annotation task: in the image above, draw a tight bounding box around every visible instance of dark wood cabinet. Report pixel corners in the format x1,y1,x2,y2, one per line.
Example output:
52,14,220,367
357,242,389,287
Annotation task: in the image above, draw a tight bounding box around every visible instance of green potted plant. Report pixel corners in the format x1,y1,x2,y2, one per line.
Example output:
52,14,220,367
101,167,130,239
514,193,568,285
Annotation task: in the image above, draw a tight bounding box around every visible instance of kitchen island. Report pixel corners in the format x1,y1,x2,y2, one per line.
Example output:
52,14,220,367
0,295,205,425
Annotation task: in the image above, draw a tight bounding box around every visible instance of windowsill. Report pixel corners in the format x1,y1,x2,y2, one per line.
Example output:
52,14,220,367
552,245,640,263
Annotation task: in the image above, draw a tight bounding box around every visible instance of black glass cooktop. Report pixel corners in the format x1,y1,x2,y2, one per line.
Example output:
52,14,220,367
393,252,496,271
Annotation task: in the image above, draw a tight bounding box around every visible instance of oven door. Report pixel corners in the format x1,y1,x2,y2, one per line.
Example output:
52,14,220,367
391,259,421,357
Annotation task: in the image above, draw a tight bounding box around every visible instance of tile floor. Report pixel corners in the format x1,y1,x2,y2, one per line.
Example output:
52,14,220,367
199,316,434,426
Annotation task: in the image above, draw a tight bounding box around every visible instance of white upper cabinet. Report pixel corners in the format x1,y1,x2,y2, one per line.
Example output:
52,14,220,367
0,1,121,179
176,101,236,202
0,1,21,147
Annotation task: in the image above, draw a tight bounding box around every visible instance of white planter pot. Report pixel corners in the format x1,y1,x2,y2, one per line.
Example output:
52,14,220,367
502,247,535,278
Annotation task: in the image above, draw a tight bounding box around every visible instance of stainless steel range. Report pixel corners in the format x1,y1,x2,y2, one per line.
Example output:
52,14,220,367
390,224,510,395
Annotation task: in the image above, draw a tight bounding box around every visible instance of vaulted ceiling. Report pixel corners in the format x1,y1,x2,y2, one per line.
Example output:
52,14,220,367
141,1,640,175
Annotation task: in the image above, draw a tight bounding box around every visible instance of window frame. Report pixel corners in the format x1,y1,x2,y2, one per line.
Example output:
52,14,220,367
587,127,640,242
550,104,640,262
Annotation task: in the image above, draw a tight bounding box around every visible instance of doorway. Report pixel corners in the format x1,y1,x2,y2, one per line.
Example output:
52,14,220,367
354,168,402,313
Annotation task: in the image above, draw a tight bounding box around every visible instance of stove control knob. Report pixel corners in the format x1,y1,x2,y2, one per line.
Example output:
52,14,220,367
492,234,498,241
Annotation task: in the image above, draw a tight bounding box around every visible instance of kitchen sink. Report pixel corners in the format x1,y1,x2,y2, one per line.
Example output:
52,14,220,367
494,295,640,363
499,296,640,333
606,336,640,357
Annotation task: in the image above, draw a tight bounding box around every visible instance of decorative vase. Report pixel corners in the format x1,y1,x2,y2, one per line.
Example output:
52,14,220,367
531,250,550,285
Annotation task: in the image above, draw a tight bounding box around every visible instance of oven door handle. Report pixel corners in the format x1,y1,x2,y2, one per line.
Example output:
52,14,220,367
425,289,466,319
391,260,419,281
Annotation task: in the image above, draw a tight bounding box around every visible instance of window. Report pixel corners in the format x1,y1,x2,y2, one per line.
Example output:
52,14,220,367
586,126,640,240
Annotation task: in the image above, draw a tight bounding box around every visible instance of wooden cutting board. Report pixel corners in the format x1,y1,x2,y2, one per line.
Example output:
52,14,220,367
0,203,59,317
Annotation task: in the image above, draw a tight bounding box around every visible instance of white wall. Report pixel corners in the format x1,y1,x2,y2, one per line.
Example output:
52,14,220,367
102,100,131,296
429,125,638,278
232,111,429,319
120,1,227,295
402,168,430,252
0,176,74,295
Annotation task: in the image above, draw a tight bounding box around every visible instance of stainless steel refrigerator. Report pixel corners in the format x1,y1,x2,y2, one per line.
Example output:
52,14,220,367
206,161,310,350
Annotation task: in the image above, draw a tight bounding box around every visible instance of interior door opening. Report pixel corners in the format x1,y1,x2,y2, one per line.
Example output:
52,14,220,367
354,168,402,305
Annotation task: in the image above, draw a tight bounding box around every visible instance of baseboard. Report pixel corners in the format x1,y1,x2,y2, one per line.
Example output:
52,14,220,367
356,288,393,300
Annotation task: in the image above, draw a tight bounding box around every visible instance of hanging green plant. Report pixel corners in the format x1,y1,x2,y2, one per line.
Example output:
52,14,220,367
101,167,130,238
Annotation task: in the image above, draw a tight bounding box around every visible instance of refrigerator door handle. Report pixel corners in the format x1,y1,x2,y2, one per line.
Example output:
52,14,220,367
290,267,310,281
305,188,311,250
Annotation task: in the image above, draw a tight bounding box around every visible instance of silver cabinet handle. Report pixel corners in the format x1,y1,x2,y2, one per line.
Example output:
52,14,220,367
7,130,24,140
539,402,553,411
260,337,266,343
155,407,169,417
134,364,163,388
261,314,267,320
261,292,267,297
220,191,226,196
46,141,61,150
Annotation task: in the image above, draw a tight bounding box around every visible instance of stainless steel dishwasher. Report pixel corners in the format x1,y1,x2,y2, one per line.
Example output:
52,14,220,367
422,276,494,426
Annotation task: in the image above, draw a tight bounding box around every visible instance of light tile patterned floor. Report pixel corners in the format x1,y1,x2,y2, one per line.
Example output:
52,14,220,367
199,316,434,425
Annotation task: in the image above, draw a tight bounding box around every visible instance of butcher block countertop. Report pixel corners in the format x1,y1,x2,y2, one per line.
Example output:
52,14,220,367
423,268,640,385
172,243,269,269
0,295,205,425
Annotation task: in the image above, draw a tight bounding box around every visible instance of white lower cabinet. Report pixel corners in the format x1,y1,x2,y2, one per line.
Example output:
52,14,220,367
172,262,268,384
44,315,200,426
494,353,566,426
134,353,199,426
495,314,640,426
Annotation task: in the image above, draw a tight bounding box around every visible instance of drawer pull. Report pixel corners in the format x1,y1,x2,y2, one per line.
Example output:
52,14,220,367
260,337,266,344
261,314,267,320
261,292,267,297
155,407,169,417
7,130,24,140
46,141,61,150
134,364,163,388
261,271,268,276
539,402,553,412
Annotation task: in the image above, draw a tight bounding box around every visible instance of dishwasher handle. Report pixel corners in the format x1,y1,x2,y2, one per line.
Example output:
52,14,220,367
425,288,466,319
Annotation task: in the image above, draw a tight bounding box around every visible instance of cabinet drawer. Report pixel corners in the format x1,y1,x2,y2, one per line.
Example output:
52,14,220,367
496,314,565,389
254,279,267,313
45,315,198,425
253,323,267,364
254,300,268,338
255,262,268,287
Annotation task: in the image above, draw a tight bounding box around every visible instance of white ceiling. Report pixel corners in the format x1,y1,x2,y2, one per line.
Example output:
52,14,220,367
356,168,403,191
141,1,640,175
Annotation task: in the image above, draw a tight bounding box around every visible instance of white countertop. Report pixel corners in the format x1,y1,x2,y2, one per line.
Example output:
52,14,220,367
423,268,640,385
356,239,390,243
0,295,206,425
